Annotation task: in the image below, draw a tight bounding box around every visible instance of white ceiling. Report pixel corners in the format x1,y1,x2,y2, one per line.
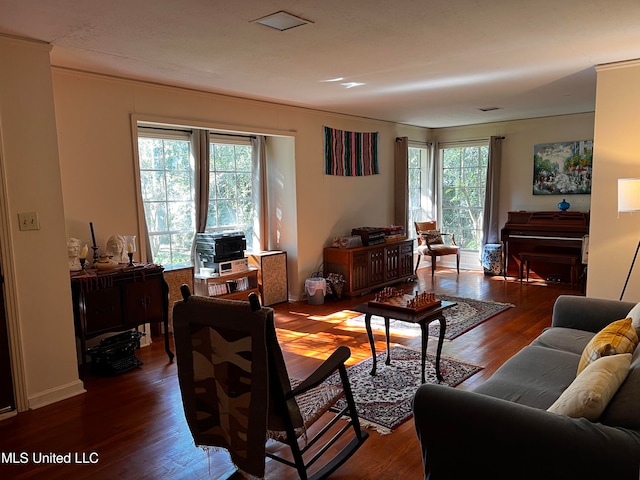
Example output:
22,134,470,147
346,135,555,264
2,0,640,128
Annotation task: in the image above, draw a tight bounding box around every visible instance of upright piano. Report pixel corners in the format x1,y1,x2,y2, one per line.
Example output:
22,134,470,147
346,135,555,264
501,211,589,284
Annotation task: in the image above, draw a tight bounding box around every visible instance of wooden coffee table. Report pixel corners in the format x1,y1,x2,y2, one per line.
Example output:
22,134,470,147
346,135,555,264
351,299,456,382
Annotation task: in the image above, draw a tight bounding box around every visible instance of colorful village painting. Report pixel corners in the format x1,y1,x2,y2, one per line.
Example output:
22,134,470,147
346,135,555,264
532,140,593,195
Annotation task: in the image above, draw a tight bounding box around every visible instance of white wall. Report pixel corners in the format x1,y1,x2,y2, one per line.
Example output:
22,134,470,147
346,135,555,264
0,35,84,410
428,114,594,272
1,34,623,412
589,60,640,301
434,113,595,230
265,136,299,290
52,69,429,301
52,71,599,301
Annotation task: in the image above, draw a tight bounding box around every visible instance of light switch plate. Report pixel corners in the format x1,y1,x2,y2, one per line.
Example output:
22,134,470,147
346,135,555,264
18,212,40,231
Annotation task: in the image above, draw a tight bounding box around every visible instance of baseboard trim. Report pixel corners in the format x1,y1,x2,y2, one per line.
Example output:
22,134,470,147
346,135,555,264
28,379,86,410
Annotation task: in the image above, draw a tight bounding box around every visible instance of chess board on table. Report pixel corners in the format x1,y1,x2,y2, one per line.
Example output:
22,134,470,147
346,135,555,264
368,288,441,313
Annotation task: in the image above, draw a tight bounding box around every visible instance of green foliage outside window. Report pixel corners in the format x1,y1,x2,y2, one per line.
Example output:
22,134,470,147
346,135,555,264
138,135,253,268
408,146,427,235
441,145,488,251
208,144,253,242
138,137,194,267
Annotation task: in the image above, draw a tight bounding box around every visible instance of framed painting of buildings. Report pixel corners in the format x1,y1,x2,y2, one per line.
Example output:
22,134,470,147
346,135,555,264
532,140,593,195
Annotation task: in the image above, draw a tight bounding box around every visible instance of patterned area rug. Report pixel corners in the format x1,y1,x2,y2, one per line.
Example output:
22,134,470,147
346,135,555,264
324,345,482,434
349,295,514,340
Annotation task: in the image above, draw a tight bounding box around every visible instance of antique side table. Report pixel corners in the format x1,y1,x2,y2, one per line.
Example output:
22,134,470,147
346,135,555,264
351,299,456,382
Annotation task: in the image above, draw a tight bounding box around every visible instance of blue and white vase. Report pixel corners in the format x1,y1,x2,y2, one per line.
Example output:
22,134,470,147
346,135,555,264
557,198,570,211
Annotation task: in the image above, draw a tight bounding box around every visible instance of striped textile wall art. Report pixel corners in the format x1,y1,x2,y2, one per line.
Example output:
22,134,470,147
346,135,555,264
323,126,379,176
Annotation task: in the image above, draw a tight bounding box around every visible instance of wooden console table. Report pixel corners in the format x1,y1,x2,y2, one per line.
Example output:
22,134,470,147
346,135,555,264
323,239,414,297
71,263,174,377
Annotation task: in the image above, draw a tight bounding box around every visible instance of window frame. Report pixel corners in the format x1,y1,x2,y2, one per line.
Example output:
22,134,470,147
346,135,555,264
407,142,432,240
137,126,195,268
134,125,256,269
438,139,489,253
206,134,254,242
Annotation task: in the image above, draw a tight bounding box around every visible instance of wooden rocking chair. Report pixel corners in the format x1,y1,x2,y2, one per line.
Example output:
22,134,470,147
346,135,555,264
173,286,368,479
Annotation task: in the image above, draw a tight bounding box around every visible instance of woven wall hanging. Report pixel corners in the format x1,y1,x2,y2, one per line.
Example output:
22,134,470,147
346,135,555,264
323,126,379,176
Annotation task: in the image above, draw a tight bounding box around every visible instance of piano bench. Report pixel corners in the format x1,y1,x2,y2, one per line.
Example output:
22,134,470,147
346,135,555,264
518,252,580,286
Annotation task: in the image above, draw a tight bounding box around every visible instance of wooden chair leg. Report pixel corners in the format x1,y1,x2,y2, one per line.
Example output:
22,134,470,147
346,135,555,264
414,254,421,273
431,256,436,278
456,253,460,274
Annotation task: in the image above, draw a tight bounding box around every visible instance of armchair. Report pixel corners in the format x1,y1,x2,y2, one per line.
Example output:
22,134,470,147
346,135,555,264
414,221,460,277
172,286,368,480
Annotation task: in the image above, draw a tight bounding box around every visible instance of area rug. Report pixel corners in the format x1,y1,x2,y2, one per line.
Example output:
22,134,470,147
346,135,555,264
348,295,514,340
324,345,482,434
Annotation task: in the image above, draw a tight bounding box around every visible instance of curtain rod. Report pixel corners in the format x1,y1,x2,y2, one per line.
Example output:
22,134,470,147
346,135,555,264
211,132,256,139
438,135,505,146
139,125,192,134
398,137,433,146
138,125,256,139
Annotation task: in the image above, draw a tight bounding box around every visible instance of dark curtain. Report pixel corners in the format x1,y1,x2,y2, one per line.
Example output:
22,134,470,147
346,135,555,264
482,136,504,246
394,137,409,231
190,130,211,267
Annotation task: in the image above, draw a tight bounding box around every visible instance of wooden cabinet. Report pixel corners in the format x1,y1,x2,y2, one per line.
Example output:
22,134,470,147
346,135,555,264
323,239,414,297
71,264,173,377
193,268,259,301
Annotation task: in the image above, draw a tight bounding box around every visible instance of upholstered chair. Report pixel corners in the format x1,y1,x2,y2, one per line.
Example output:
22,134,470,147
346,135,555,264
414,221,460,277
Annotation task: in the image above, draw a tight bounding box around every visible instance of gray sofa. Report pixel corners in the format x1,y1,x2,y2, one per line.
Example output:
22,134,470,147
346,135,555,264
413,295,640,479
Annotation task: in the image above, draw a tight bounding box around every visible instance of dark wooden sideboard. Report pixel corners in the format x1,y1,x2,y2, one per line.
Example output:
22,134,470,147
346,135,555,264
323,239,414,297
71,263,174,376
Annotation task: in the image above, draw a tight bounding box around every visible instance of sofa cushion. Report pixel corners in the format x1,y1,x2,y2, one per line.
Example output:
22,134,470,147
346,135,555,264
547,353,632,421
473,345,579,409
600,346,640,430
627,301,640,335
577,318,638,375
530,326,594,355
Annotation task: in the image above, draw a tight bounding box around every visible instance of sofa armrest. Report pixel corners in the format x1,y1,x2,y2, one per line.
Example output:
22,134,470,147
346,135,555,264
413,384,640,479
551,295,636,332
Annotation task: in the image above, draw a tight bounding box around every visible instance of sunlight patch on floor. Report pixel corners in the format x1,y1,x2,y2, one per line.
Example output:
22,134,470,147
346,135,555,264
307,309,360,323
277,327,357,361
337,314,422,339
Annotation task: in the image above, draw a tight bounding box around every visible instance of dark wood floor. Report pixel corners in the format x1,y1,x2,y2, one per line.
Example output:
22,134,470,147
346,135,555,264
0,268,577,479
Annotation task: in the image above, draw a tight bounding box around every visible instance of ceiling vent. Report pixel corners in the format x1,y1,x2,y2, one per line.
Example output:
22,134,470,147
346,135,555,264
478,106,502,112
252,11,313,31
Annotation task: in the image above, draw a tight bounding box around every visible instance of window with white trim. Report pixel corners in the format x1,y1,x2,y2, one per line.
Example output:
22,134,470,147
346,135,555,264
136,127,254,268
440,141,488,252
408,144,431,239
137,129,194,267
207,136,253,241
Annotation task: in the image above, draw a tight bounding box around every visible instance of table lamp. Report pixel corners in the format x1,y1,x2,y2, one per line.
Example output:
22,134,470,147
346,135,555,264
618,178,640,300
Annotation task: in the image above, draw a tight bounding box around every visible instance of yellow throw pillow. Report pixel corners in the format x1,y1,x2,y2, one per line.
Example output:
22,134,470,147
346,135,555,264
548,353,632,421
577,317,638,375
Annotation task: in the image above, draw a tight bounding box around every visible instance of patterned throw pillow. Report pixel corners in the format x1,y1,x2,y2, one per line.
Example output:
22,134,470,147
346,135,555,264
577,317,639,375
420,230,443,246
